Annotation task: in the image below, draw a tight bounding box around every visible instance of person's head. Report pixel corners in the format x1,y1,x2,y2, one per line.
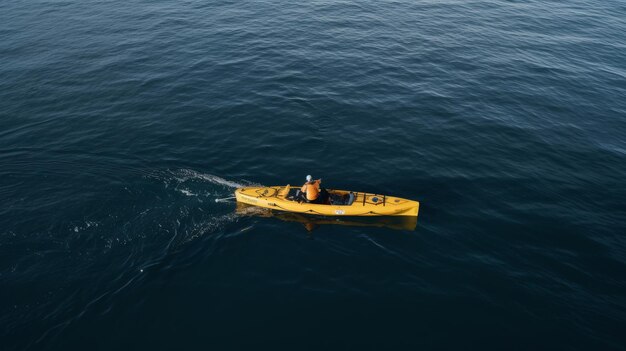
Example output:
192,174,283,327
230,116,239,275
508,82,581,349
306,175,312,182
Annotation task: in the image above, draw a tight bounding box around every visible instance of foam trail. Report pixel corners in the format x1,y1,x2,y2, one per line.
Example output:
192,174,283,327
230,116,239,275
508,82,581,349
196,174,244,188
178,189,196,196
172,169,259,188
215,196,236,203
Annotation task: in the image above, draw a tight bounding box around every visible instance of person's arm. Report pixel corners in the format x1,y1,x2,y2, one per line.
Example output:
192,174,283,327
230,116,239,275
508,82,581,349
301,184,307,192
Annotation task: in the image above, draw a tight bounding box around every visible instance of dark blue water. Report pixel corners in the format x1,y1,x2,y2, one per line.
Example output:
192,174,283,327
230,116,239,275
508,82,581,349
2,0,626,349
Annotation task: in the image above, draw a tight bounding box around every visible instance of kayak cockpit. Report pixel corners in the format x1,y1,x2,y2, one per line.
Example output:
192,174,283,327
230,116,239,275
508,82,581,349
284,187,356,206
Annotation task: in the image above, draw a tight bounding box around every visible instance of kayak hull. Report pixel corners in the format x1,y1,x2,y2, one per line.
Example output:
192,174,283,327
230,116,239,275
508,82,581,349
235,186,419,217
236,203,418,231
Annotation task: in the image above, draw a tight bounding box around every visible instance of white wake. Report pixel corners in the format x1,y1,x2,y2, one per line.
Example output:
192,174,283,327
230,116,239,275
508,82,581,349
170,169,258,189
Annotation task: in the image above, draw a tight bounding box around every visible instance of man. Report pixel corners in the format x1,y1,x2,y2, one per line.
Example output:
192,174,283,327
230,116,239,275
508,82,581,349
300,175,322,203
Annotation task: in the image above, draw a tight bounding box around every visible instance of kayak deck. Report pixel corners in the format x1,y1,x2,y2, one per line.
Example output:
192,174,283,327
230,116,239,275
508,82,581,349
235,185,419,217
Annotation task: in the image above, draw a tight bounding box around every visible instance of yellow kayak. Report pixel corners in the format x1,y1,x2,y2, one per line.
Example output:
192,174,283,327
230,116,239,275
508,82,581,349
235,185,419,217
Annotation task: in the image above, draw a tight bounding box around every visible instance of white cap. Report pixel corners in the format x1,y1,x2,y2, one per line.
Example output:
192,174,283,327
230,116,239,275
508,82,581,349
306,175,312,182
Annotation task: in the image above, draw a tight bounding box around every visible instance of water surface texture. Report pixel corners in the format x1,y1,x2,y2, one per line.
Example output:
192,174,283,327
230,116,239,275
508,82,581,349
1,0,626,349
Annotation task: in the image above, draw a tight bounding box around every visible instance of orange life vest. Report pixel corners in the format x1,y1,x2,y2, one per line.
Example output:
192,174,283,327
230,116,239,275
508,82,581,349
301,180,320,201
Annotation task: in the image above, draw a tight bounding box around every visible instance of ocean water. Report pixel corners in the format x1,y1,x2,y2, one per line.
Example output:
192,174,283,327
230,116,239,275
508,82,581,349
1,0,625,349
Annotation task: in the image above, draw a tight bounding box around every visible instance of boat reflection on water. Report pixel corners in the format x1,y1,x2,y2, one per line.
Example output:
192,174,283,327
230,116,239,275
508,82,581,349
235,203,417,232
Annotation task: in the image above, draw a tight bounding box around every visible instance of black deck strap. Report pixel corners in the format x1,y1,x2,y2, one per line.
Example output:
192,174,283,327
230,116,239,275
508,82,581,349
383,195,386,206
363,193,366,206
